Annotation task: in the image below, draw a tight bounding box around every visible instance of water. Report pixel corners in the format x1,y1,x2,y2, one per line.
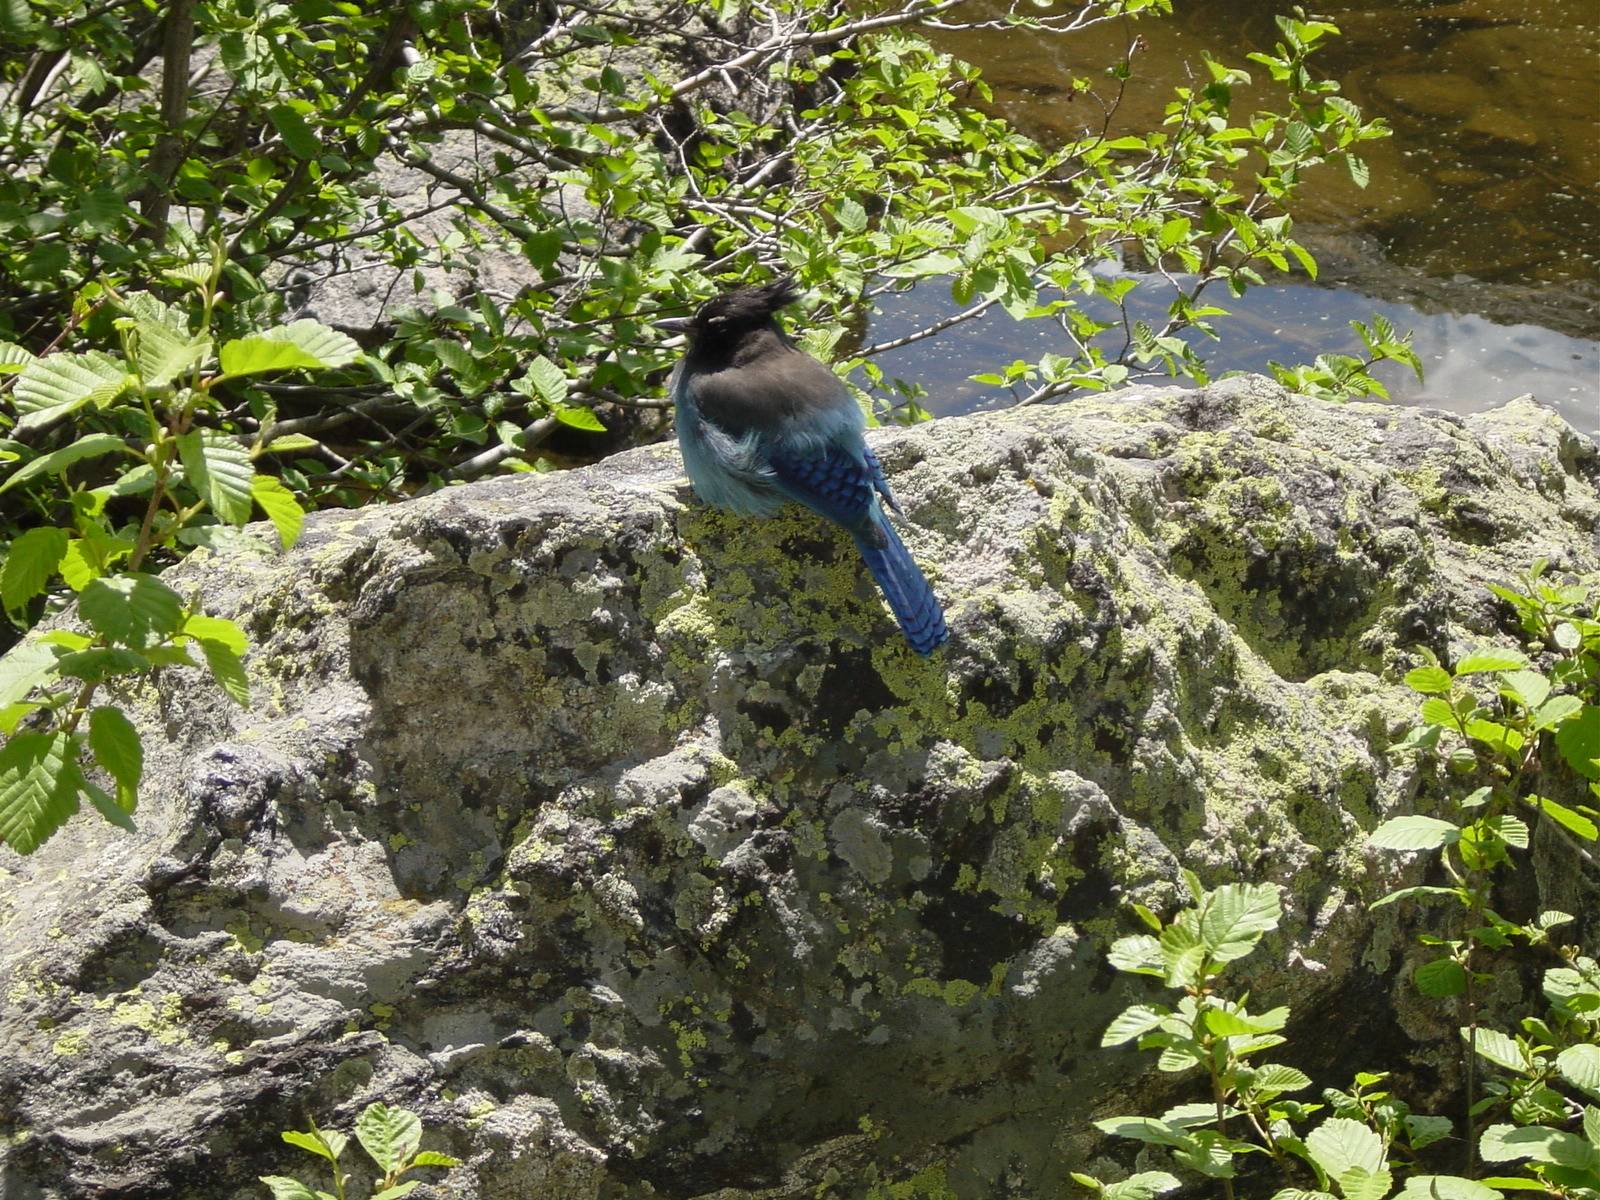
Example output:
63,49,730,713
869,271,1600,426
869,0,1600,433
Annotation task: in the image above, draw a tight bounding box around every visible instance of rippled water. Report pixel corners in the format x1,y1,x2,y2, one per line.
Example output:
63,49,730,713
871,0,1600,432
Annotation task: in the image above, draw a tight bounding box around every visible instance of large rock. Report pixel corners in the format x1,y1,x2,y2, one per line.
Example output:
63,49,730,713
1,377,1596,1199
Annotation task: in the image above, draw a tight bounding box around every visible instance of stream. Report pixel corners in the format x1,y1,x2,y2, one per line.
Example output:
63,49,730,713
869,0,1600,433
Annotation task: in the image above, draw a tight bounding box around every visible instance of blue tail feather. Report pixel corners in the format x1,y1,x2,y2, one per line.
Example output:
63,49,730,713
853,514,948,655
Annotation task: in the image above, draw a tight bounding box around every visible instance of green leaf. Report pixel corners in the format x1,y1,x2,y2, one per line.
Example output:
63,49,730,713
1396,1177,1504,1199
259,1177,320,1200
88,706,141,808
2,526,70,610
12,352,131,432
1339,1164,1393,1200
1159,921,1207,988
0,731,80,854
1405,665,1453,694
177,431,255,525
1305,1117,1386,1182
1205,1006,1288,1037
1155,1039,1208,1073
1420,697,1456,727
1499,669,1550,709
1130,903,1162,933
57,530,119,591
0,341,35,373
267,103,322,159
1532,695,1583,731
58,542,95,591
1554,707,1600,780
1370,884,1466,910
1415,958,1467,997
262,433,324,454
77,573,183,648
1370,815,1459,851
1557,1044,1600,1099
0,639,59,709
1101,1173,1182,1200
1200,882,1281,962
281,1128,345,1162
1158,216,1191,249
1253,1064,1313,1093
521,355,568,406
409,1150,460,1167
355,1102,422,1174
80,775,135,831
0,433,134,495
182,614,248,654
1463,1027,1526,1073
141,644,197,670
250,474,305,549
93,464,158,500
1530,794,1599,841
550,403,603,432
1402,1116,1455,1151
134,320,210,389
1455,649,1528,675
1481,814,1529,849
1107,934,1164,976
162,263,213,288
1288,242,1319,280
1544,965,1600,1017
1511,1085,1567,1126
1093,1116,1185,1147
430,338,473,378
1102,1004,1167,1046
218,321,360,377
201,640,250,706
1479,1123,1599,1170
55,646,148,683
1478,1179,1551,1192
832,197,868,233
370,1185,421,1200
39,630,93,650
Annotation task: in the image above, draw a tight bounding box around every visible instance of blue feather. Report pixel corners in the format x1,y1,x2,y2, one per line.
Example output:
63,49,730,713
673,384,784,517
852,516,948,656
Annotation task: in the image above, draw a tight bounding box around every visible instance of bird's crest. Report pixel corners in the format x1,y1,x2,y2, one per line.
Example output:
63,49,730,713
692,275,802,331
752,274,801,311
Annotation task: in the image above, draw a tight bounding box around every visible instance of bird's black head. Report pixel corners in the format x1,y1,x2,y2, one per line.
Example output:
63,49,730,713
659,276,801,348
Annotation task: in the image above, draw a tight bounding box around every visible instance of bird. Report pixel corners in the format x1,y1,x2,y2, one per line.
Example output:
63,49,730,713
657,276,948,656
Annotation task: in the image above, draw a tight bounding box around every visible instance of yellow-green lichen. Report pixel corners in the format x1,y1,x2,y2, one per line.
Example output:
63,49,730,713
108,991,189,1046
865,1164,957,1200
904,977,980,1008
51,1027,90,1056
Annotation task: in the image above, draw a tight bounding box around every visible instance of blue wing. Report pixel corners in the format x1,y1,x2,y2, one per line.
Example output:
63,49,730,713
767,442,879,536
766,442,948,655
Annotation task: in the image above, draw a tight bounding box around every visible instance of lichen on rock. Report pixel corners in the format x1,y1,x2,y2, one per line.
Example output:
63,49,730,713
0,377,1595,1198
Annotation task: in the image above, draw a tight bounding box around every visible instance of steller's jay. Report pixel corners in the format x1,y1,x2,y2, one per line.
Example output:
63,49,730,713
658,277,948,655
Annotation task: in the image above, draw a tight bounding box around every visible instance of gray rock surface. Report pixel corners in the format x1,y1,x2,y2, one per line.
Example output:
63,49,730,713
1,377,1596,1199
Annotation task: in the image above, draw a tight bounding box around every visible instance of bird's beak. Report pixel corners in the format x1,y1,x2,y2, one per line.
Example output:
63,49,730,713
654,316,695,335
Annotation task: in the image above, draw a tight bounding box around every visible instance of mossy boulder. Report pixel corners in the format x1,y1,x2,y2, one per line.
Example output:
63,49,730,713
1,377,1596,1198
